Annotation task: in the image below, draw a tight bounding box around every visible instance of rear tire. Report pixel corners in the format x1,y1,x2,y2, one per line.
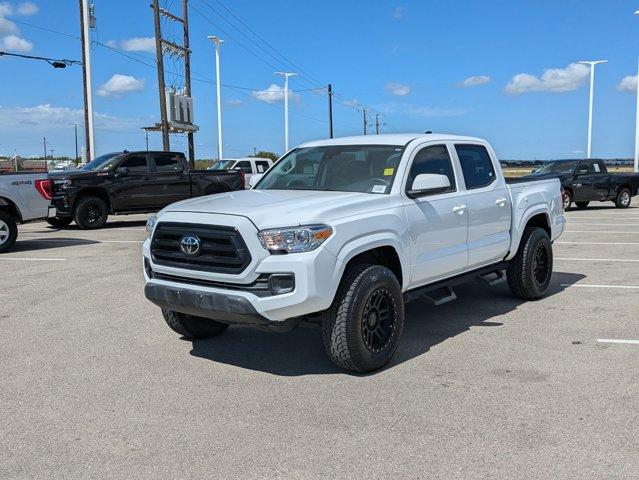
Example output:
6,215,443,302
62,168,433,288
575,201,589,209
46,216,73,228
615,188,631,209
74,196,108,229
507,227,553,300
0,211,18,253
322,264,404,373
161,309,229,339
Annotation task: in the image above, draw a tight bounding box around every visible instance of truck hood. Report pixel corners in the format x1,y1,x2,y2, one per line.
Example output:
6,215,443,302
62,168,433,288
164,189,396,230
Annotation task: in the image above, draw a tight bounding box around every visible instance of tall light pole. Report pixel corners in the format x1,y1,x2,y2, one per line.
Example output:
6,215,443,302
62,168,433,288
634,11,639,172
275,71,297,152
79,0,95,160
578,60,607,158
73,123,79,163
207,35,224,161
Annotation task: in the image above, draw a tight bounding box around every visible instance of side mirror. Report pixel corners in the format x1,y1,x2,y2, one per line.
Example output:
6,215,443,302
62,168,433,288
248,173,263,188
407,174,451,198
115,166,128,175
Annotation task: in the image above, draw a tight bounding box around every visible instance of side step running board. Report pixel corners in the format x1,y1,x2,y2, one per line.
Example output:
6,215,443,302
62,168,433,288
478,270,506,286
418,286,457,306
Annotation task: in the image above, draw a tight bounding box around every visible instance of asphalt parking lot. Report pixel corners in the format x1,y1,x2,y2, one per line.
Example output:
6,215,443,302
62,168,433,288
2,206,639,479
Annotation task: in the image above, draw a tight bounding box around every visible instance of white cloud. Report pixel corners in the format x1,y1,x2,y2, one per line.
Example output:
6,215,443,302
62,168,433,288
376,102,467,118
0,2,13,15
226,99,244,107
342,98,361,108
0,34,32,52
107,36,156,54
385,82,411,96
505,63,589,94
0,16,18,34
251,84,300,104
460,75,491,87
0,104,141,132
393,6,405,19
97,74,145,98
617,75,638,92
16,1,37,15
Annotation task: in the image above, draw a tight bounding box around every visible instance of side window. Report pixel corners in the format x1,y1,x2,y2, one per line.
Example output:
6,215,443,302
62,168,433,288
593,161,603,173
455,144,496,189
576,162,590,175
407,145,456,193
154,154,181,172
255,161,270,173
234,161,252,173
120,155,148,174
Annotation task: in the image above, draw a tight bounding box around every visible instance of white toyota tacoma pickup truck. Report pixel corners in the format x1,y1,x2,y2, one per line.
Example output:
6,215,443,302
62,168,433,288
143,134,565,372
0,172,55,253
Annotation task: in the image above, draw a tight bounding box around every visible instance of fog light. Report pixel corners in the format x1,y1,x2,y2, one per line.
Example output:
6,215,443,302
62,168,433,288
268,274,295,295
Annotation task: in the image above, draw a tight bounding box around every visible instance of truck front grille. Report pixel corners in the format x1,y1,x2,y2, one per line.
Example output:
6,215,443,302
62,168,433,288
151,222,251,274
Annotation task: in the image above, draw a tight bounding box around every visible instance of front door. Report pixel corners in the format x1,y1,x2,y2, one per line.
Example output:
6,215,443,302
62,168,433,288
149,153,191,207
454,143,512,269
111,153,154,210
403,144,468,286
572,161,596,202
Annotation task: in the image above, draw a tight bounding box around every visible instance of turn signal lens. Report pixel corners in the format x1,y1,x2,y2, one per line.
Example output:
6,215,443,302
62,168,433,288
258,225,333,254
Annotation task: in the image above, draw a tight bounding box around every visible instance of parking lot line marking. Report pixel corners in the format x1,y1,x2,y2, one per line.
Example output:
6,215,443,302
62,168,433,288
0,257,67,261
20,238,144,244
560,283,639,289
555,257,639,262
563,222,639,226
597,339,639,345
556,241,639,245
565,230,639,234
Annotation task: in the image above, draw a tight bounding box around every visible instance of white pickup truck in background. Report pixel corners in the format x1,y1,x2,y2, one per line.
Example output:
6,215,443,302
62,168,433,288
0,173,55,253
143,134,565,372
209,157,274,188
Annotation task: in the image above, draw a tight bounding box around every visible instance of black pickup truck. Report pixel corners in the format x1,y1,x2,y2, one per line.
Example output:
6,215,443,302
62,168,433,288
522,159,639,210
49,151,244,229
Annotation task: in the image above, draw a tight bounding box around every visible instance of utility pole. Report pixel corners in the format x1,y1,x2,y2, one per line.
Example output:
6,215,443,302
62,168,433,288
152,0,170,151
208,35,224,160
327,83,334,138
73,124,79,162
275,72,298,152
43,137,47,159
182,0,194,167
359,108,368,135
578,60,607,158
375,113,381,135
79,0,95,160
145,131,149,151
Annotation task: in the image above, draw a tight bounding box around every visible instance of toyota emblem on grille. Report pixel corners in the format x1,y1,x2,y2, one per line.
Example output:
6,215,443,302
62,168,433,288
180,235,201,256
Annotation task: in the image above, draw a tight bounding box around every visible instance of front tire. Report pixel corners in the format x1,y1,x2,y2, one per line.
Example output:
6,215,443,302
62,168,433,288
0,211,18,253
506,227,553,300
74,196,108,229
322,264,404,373
162,309,229,339
615,188,631,209
563,190,573,210
46,216,73,228
575,201,589,209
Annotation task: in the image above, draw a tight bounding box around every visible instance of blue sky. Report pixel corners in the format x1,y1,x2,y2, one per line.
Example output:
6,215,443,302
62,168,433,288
0,0,638,160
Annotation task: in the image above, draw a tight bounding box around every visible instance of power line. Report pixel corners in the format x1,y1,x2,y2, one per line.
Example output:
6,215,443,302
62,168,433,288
0,50,82,67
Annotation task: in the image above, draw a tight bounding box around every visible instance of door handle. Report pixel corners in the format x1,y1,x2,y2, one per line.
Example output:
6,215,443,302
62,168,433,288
495,197,508,207
452,205,467,215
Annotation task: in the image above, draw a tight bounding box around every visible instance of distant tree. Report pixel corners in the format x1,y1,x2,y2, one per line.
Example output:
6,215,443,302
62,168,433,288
251,150,279,162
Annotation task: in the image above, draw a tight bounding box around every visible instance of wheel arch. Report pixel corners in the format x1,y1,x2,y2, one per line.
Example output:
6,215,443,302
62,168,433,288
506,208,551,261
0,196,22,222
73,188,112,213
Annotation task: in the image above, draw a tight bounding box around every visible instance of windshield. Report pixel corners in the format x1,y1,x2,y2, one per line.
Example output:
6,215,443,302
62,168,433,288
255,145,404,194
216,160,236,169
81,152,124,172
533,161,577,175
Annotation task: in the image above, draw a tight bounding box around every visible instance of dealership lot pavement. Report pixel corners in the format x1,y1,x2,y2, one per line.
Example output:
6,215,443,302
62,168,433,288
2,207,639,479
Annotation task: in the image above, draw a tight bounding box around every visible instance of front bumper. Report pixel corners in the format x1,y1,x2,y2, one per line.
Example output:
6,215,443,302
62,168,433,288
52,194,72,218
145,283,269,325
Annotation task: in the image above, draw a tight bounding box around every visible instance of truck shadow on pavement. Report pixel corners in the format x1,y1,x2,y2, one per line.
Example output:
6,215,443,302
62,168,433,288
188,271,586,376
12,238,100,252
45,219,148,231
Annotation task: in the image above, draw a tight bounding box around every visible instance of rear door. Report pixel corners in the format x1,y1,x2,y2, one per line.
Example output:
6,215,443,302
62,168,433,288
112,153,154,210
149,153,191,207
403,143,469,285
454,143,511,269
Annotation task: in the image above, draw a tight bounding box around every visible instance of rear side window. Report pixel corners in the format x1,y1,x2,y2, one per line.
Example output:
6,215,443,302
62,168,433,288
407,145,456,193
154,154,180,172
455,144,496,189
120,155,148,174
255,161,270,173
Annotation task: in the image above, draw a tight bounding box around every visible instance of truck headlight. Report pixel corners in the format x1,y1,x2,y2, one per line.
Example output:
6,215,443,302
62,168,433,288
258,225,332,254
146,214,158,238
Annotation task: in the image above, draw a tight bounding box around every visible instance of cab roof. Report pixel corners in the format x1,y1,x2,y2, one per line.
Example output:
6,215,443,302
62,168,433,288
299,133,485,148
